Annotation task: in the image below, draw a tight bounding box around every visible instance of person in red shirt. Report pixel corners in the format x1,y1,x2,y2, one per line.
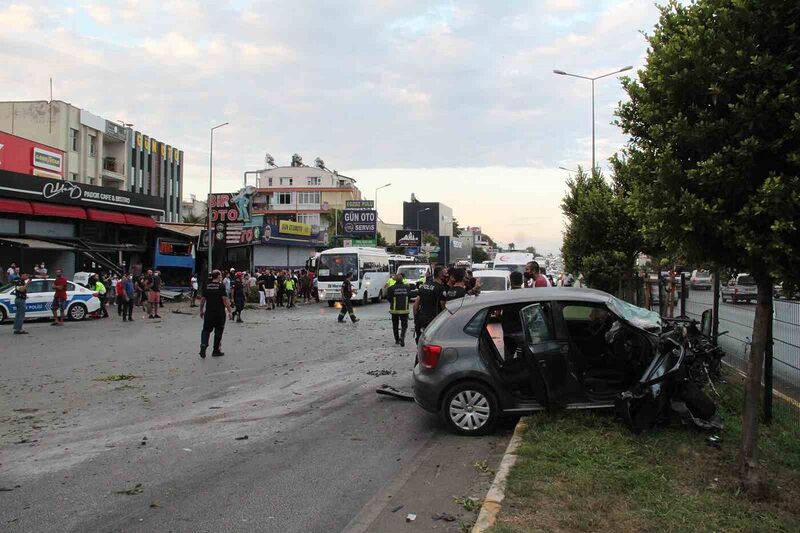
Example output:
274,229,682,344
51,268,69,326
524,261,549,288
116,276,126,317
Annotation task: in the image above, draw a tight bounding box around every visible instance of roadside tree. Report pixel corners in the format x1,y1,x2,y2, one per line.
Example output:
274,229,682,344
613,0,800,492
472,247,489,264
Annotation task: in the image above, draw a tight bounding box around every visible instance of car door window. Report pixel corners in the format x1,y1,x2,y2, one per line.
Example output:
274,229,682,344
521,304,553,344
26,281,49,294
67,282,76,291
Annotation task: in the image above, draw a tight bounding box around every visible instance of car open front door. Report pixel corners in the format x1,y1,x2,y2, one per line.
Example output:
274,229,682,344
518,303,572,408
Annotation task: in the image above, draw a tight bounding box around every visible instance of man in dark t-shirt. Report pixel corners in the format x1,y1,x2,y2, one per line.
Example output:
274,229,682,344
413,265,447,344
199,270,232,358
263,270,277,309
337,272,359,323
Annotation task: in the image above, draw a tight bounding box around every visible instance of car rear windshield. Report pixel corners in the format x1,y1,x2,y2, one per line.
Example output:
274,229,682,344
738,275,755,285
476,277,506,291
398,266,428,280
423,310,451,340
695,271,711,279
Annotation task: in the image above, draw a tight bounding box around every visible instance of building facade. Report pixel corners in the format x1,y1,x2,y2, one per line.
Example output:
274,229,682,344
0,100,182,222
402,201,454,237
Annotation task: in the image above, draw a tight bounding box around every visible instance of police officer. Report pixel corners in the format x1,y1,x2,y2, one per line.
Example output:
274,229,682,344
413,265,447,344
387,272,411,346
199,270,232,358
337,271,359,323
445,268,468,300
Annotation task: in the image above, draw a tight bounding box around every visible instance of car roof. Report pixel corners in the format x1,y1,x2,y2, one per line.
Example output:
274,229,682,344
473,270,508,278
451,287,614,311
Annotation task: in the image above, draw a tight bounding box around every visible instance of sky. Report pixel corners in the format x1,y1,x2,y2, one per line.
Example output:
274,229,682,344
0,0,665,254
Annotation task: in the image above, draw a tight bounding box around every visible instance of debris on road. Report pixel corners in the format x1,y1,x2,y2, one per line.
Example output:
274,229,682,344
405,513,417,522
432,512,457,522
391,505,404,513
367,369,396,377
150,501,161,508
235,435,249,441
375,384,414,401
115,483,144,496
94,374,137,382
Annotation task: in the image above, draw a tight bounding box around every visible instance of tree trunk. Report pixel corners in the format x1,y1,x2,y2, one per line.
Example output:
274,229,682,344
738,275,773,494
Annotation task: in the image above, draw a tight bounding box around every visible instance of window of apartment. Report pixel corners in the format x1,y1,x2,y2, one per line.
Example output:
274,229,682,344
69,172,78,181
280,177,293,186
88,177,96,186
297,191,320,205
268,177,273,186
89,135,97,157
308,176,321,186
296,214,320,226
338,179,346,187
70,128,79,152
277,192,292,205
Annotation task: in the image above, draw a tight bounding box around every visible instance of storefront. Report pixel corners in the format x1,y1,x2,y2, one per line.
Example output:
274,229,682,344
0,169,166,278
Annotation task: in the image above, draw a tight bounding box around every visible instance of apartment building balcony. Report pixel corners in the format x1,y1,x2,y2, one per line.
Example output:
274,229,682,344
267,202,330,212
102,157,125,183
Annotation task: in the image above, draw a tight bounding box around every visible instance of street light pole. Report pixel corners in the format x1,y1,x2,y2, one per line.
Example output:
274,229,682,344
375,182,391,213
207,122,229,273
553,65,632,174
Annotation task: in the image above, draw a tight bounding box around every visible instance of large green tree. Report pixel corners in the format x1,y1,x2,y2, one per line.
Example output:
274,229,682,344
614,0,800,492
561,167,642,294
471,247,489,263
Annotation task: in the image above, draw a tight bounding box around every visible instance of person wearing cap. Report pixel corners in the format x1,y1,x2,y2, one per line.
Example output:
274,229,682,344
231,272,246,323
199,269,232,358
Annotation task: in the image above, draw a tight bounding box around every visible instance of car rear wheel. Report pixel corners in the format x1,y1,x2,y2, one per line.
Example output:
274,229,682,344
371,290,382,304
362,292,369,306
0,306,7,324
68,303,87,321
441,381,498,436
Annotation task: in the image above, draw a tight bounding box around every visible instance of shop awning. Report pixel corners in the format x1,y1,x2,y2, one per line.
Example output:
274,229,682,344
0,237,76,250
86,208,127,224
31,202,87,219
0,198,33,215
124,213,157,228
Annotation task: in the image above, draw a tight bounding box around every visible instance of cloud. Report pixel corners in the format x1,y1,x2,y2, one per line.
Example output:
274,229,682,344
0,4,35,32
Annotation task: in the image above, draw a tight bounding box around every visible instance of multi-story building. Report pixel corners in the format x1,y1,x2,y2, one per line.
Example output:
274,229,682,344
0,100,183,222
402,200,454,237
255,165,362,231
181,195,208,220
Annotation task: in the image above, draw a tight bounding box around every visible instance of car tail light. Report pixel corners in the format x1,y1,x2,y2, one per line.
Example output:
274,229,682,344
420,345,442,369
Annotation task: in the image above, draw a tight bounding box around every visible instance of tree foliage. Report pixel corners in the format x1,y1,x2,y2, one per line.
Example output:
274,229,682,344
472,247,489,263
613,0,800,492
525,246,538,256
561,167,642,294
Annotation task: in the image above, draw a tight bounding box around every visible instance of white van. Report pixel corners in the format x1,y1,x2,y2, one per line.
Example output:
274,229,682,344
473,270,510,292
492,252,534,274
317,247,391,306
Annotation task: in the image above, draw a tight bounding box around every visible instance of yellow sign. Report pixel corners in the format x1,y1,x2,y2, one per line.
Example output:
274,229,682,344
173,148,179,162
136,132,142,148
160,143,166,158
143,136,150,152
279,220,312,236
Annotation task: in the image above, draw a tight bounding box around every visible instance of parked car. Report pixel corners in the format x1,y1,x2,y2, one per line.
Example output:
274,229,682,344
413,288,718,435
721,274,757,304
0,278,101,323
690,269,713,290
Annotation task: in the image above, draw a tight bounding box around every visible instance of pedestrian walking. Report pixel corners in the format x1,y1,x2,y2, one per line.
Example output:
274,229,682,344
264,269,277,309
122,273,135,322
149,270,162,318
91,274,109,318
199,270,232,358
300,270,311,303
387,272,410,346
232,272,246,323
337,272,359,323
12,272,29,334
413,265,447,344
276,271,286,307
51,269,68,326
257,270,267,307
284,275,296,308
190,273,199,307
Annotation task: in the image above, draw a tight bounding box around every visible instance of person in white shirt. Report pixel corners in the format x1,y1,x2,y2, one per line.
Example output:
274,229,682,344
190,274,199,307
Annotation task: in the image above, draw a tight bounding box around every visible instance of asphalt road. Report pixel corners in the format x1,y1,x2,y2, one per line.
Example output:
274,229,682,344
0,299,509,532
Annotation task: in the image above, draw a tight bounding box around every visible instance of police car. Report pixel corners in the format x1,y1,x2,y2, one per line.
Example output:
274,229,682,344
0,278,101,323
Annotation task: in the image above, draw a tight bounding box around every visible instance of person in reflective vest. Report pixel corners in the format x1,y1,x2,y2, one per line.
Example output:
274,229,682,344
284,276,297,308
387,272,411,346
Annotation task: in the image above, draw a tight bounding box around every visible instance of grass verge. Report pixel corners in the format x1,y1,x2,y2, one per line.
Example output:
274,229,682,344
489,369,800,532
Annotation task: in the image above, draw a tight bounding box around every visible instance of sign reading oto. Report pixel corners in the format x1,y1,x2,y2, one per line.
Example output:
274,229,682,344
343,209,377,235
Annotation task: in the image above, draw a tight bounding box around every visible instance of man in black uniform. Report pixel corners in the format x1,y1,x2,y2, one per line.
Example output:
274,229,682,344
413,265,447,344
386,272,411,346
337,271,359,323
276,270,286,307
199,270,232,358
445,268,468,300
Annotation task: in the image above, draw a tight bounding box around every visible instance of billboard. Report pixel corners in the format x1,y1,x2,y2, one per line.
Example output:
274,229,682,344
343,209,377,235
345,199,374,209
395,229,422,247
0,131,64,178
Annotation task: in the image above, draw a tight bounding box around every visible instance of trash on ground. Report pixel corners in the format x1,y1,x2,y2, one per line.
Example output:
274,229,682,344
182,448,192,452
405,513,417,522
367,369,396,377
235,435,249,441
149,501,160,508
94,374,137,382
432,512,457,522
375,384,414,402
115,483,144,495
391,504,404,513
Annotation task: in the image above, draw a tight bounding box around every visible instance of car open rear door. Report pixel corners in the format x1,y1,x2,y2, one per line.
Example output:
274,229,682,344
519,303,572,408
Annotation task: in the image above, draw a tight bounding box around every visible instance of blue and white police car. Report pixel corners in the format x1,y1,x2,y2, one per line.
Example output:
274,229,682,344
0,278,101,323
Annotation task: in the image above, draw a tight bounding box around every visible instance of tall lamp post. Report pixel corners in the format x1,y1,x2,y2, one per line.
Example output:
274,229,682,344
207,122,229,273
553,65,632,173
374,182,391,213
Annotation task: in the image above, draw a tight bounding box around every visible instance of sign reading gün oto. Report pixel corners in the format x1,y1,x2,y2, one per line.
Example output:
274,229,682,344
343,209,377,235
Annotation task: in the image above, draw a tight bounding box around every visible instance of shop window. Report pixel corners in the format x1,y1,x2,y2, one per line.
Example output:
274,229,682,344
0,217,21,234
70,129,79,152
26,220,76,238
89,135,97,157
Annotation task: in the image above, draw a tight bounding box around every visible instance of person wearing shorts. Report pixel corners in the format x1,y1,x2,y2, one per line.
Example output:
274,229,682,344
51,269,68,326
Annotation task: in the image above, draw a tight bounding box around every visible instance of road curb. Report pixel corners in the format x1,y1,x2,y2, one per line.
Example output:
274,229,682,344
472,417,528,533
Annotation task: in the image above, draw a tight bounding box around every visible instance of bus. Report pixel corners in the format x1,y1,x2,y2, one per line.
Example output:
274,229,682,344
388,254,416,274
153,237,195,290
317,247,390,306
